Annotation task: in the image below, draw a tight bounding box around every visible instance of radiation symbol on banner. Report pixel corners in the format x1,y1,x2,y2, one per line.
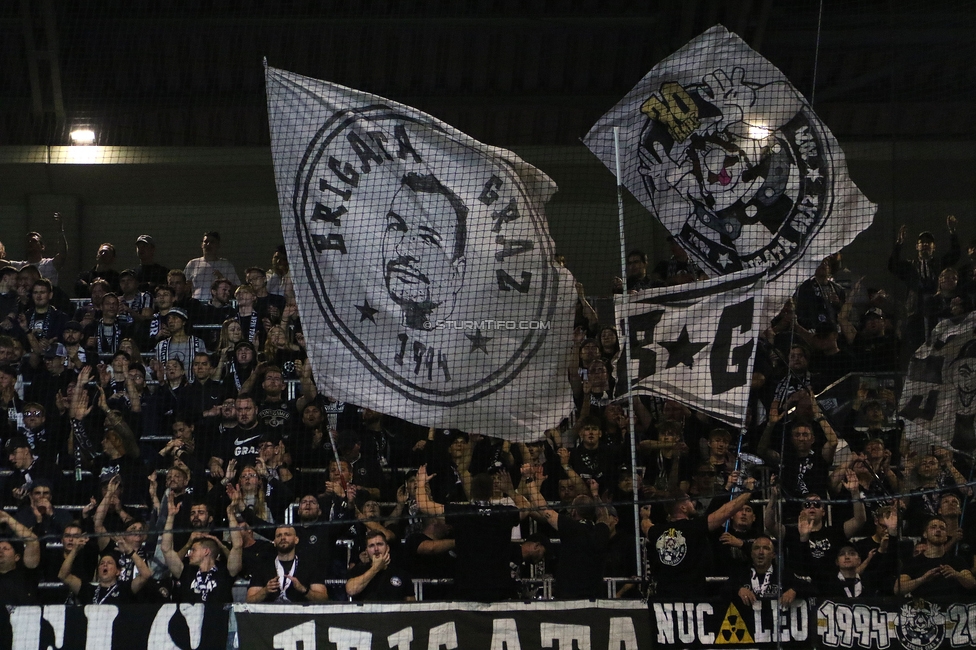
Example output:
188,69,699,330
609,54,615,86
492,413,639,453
716,602,754,644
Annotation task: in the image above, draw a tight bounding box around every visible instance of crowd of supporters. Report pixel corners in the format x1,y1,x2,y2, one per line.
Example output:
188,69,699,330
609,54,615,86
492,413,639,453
0,217,971,608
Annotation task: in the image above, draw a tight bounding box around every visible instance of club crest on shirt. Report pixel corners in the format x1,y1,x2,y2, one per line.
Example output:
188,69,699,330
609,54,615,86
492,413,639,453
656,527,688,566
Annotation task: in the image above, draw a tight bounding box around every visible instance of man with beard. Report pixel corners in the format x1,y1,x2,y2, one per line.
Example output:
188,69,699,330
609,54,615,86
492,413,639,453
382,172,468,330
256,365,297,439
292,494,334,571
646,488,754,599
246,525,328,603
60,320,88,371
201,397,239,478
209,395,266,477
161,492,242,604
897,516,976,599
345,530,414,602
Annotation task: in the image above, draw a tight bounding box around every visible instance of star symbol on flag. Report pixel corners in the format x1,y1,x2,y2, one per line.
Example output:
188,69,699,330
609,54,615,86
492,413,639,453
465,328,492,355
717,253,731,269
355,298,379,323
658,325,707,368
805,167,822,182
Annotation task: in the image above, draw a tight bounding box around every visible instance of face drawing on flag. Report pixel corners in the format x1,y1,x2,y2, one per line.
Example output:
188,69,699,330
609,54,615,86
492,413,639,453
948,340,976,414
635,65,827,279
383,172,468,330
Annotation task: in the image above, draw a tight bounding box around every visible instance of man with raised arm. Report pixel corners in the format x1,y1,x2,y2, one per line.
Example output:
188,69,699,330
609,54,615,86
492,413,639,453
416,464,529,602
161,491,242,604
345,530,415,602
59,535,152,604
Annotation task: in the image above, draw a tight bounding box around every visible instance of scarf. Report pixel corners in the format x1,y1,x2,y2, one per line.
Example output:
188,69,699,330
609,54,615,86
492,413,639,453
27,309,52,339
838,571,862,597
190,566,219,602
751,566,775,597
274,557,297,602
96,321,121,355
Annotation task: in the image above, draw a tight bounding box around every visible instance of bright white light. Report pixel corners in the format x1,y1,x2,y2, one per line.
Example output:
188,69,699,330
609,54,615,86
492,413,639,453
748,125,771,140
69,129,96,145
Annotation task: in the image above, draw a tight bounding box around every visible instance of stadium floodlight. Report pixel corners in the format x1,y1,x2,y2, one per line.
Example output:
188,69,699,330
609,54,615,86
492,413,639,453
69,129,96,145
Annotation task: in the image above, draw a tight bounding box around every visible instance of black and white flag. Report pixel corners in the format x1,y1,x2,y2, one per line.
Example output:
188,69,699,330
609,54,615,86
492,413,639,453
617,270,765,427
899,311,976,453
266,66,576,441
584,25,875,320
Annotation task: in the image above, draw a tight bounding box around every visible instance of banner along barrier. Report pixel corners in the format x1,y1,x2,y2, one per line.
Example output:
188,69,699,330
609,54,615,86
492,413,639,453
233,600,653,650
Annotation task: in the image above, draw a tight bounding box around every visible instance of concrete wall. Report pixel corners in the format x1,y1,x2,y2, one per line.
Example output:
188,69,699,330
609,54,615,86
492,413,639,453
0,142,974,300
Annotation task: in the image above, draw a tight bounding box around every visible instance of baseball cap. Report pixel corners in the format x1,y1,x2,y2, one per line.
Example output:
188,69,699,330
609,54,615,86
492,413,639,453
168,307,188,320
136,235,155,246
63,320,83,332
43,343,67,359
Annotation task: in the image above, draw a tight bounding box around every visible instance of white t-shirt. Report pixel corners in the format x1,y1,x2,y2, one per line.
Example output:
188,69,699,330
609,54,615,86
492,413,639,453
183,257,241,299
10,258,59,285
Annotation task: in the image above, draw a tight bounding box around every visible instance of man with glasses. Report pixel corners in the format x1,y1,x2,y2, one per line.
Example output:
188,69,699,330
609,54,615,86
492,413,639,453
765,478,867,589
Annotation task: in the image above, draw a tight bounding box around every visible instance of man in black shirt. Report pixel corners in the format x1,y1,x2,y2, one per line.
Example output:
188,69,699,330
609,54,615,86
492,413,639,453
416,465,528,602
161,492,242,605
246,525,329,603
210,395,265,475
646,489,753,599
0,509,42,605
59,544,152,605
345,530,414,601
897,516,975,600
522,464,611,599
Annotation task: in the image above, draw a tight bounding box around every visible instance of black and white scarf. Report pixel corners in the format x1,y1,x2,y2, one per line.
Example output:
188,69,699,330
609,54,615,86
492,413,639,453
92,583,119,604
190,566,219,602
750,566,776,597
838,571,862,598
274,557,297,602
97,321,121,355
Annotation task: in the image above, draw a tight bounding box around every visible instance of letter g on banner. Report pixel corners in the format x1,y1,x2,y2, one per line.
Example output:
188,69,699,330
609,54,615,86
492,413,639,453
710,298,755,395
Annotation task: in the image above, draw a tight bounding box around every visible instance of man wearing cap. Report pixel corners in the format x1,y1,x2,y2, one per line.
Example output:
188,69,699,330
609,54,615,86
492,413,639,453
60,320,88,370
2,435,58,507
846,308,901,372
808,320,856,390
134,235,169,292
889,216,960,350
23,343,71,415
184,231,241,301
118,269,153,328
152,307,207,382
795,256,847,330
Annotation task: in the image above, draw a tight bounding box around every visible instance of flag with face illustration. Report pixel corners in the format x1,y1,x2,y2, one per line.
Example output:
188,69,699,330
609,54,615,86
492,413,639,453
584,25,875,320
899,310,976,452
265,66,576,441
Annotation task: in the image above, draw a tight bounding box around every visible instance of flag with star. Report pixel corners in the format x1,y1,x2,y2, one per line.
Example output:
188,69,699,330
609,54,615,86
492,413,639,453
616,269,766,427
583,25,875,322
266,66,577,441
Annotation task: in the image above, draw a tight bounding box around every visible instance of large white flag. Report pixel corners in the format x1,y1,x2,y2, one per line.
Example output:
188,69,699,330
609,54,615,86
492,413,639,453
899,311,976,453
616,270,765,428
584,25,875,320
266,66,576,441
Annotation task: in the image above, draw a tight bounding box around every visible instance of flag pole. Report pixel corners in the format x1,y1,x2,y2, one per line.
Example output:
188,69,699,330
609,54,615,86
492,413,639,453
613,126,643,582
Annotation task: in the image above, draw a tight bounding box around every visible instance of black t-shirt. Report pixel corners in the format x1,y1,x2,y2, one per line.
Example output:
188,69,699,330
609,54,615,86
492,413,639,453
240,539,276,581
902,553,974,600
346,562,413,601
0,564,39,605
248,554,324,603
219,423,265,467
177,563,234,604
403,532,456,580
785,522,850,583
553,514,610,599
648,516,712,598
258,398,298,437
444,502,521,601
78,580,136,605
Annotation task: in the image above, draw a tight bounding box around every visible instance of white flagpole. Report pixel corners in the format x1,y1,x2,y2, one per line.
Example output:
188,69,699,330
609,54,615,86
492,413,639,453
613,126,643,582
